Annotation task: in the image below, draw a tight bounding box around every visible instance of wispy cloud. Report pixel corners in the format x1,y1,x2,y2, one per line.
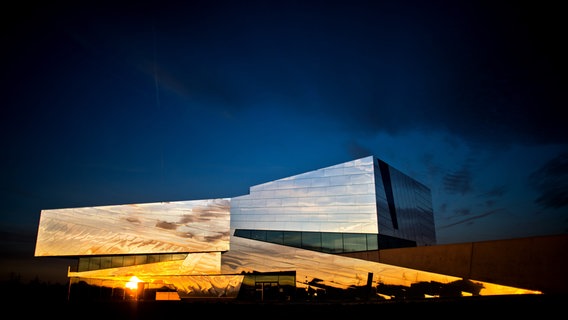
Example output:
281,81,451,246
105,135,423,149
438,208,505,230
443,166,472,195
529,152,568,209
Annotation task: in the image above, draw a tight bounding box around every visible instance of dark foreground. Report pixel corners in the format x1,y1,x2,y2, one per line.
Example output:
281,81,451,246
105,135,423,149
10,294,566,318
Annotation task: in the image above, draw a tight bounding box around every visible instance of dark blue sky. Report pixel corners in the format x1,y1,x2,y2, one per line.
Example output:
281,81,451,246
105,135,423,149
1,0,566,283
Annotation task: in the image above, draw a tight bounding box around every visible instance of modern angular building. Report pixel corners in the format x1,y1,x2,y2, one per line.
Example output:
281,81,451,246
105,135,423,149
34,155,540,301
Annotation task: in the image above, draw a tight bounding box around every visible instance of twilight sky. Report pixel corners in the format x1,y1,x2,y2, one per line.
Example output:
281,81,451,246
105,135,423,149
1,0,566,283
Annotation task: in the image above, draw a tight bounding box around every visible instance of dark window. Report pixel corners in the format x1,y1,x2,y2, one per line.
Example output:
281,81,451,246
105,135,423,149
301,232,321,251
266,230,284,244
378,159,399,229
343,233,367,252
284,231,302,248
322,232,343,253
251,230,267,241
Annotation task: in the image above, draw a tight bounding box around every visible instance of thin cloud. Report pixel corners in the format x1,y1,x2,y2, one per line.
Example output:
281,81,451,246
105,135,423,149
476,185,508,208
477,185,507,198
443,167,473,195
529,152,568,209
345,140,373,161
438,208,505,230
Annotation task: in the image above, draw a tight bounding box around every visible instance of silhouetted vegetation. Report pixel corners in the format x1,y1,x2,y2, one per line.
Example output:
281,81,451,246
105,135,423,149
0,272,68,302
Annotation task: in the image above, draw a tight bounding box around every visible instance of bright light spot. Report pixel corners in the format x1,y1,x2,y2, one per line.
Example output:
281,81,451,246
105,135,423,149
377,293,392,300
125,275,143,290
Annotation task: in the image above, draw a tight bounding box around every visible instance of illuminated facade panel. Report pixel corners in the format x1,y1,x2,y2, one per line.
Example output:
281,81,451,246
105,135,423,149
35,198,231,256
231,156,379,234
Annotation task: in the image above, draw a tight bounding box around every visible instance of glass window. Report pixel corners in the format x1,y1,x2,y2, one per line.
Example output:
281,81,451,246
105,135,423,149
111,256,124,268
367,234,379,251
251,230,267,241
234,229,251,238
283,231,302,248
255,274,279,283
322,233,344,253
77,258,89,272
100,256,112,269
301,232,321,251
160,254,173,262
266,230,284,244
123,255,135,267
89,257,101,270
134,255,148,265
147,254,160,264
278,274,296,286
343,233,367,252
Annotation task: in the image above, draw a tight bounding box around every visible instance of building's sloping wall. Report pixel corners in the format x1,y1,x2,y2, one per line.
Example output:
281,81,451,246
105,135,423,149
35,198,231,256
222,236,538,296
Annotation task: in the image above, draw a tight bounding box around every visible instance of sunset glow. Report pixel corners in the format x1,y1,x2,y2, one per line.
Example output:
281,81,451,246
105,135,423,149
125,276,143,290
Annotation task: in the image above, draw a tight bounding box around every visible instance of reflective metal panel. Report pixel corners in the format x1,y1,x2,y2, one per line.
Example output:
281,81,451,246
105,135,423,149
231,156,379,233
374,159,436,245
35,198,231,256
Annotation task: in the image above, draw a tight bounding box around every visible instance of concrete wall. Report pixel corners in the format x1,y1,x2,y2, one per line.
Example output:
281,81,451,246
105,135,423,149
340,234,568,294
